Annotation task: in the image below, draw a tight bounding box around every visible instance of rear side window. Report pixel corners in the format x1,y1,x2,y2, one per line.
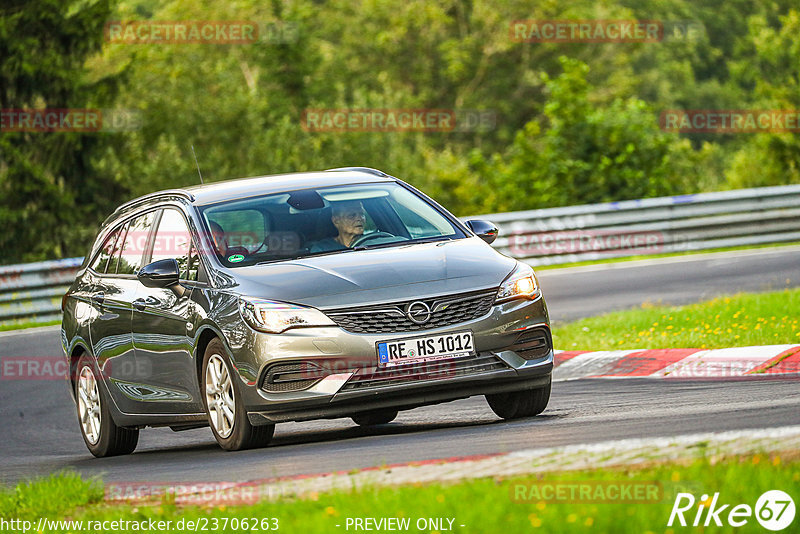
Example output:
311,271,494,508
151,208,196,281
117,211,156,275
90,228,121,274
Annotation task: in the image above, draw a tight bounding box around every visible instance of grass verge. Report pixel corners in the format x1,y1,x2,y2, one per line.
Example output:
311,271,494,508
0,319,60,333
552,288,800,350
1,455,797,533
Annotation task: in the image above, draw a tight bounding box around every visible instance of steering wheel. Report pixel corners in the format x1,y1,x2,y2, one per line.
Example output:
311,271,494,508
350,231,396,248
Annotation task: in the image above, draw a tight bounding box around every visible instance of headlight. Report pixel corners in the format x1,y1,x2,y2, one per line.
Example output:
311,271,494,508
239,297,335,333
496,263,541,303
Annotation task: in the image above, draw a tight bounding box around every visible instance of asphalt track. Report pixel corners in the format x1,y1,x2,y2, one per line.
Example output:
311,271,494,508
1,247,799,485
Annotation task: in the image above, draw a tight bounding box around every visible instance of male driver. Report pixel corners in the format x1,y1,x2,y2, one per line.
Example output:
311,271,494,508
310,201,367,252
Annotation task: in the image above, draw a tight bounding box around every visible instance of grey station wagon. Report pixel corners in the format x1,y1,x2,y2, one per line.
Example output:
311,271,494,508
61,167,553,457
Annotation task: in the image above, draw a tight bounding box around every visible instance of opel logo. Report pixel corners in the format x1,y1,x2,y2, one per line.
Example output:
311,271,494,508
406,301,431,324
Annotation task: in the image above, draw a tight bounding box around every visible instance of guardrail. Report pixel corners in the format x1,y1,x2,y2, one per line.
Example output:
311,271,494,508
474,183,800,266
2,184,800,327
0,258,84,327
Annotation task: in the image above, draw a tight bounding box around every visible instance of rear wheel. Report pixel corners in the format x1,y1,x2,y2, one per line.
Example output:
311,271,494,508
75,354,139,457
351,408,398,426
202,339,274,451
486,377,551,420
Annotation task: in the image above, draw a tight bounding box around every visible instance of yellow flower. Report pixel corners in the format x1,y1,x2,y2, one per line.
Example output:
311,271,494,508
536,501,546,511
567,514,577,523
671,471,680,482
326,506,337,516
585,517,594,526
528,514,542,528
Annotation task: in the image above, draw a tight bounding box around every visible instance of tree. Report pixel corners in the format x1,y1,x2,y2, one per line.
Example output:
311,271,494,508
489,57,697,211
0,0,124,263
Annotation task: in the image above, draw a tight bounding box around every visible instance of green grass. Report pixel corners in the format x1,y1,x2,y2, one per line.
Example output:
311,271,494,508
0,319,60,332
0,471,103,519
533,241,800,271
2,455,798,533
552,288,800,350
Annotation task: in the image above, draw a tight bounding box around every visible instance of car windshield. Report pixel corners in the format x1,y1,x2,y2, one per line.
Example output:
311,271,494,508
199,182,466,267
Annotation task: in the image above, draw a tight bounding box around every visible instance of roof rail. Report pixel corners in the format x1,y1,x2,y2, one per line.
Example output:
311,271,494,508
114,189,196,213
324,167,390,177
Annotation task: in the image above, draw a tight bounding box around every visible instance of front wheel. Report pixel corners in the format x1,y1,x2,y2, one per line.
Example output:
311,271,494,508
75,354,139,457
202,338,274,451
486,377,551,420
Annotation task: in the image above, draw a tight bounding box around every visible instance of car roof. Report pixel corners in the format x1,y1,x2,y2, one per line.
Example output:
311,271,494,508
109,168,397,222
185,168,395,206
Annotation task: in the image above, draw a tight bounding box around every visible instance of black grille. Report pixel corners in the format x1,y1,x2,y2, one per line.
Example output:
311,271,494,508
512,327,552,360
341,353,508,391
327,289,497,334
260,362,327,393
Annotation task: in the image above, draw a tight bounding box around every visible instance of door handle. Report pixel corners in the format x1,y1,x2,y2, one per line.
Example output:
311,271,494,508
133,296,162,310
91,292,105,305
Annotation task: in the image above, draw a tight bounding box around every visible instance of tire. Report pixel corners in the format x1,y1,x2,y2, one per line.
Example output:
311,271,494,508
486,377,551,420
351,409,398,426
75,354,139,458
202,338,274,451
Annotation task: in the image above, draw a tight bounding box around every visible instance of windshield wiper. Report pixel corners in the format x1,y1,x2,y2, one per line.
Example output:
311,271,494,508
353,236,455,251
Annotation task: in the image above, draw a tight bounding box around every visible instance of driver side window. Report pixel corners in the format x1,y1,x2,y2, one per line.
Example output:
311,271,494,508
150,208,196,281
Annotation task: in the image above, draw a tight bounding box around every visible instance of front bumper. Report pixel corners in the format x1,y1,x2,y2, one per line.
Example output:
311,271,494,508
247,351,552,424
225,295,552,424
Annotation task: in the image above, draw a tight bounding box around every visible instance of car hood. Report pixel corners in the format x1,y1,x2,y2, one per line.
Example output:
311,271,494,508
228,237,517,309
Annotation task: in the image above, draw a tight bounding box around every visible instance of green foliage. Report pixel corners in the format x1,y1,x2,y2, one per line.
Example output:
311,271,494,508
0,0,125,262
2,0,800,263
489,57,698,211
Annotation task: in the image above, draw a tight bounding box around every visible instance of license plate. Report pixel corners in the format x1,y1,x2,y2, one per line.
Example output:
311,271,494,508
377,331,475,366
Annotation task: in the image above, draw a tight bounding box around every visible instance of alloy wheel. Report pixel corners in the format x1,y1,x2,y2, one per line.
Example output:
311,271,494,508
205,354,236,438
77,366,102,445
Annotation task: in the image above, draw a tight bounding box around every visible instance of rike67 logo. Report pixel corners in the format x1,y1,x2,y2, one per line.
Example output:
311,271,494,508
668,490,795,531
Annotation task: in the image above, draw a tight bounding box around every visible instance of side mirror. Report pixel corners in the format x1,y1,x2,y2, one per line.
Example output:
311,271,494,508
466,220,499,245
137,258,181,289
